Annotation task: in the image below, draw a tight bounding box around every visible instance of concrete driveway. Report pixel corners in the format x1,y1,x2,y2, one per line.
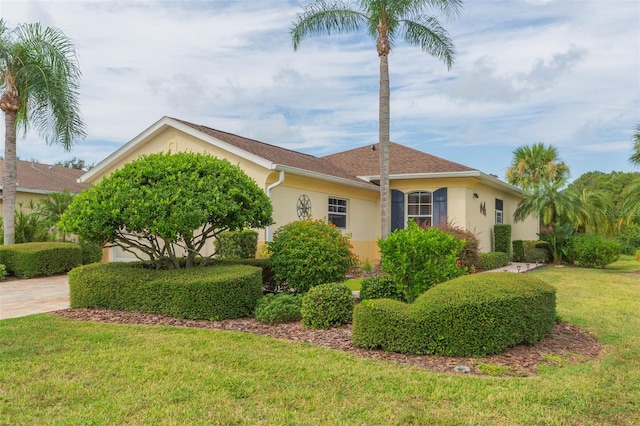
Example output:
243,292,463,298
0,275,69,320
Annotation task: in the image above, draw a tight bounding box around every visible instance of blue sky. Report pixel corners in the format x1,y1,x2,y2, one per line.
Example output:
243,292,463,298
1,0,638,181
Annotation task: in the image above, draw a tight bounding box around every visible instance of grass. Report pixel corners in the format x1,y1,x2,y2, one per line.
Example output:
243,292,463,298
343,277,362,291
1,256,639,424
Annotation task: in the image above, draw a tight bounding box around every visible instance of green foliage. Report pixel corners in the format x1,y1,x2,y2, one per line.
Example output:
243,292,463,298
300,283,353,329
565,235,621,268
269,218,357,293
616,224,640,255
37,189,75,242
14,204,51,243
359,275,406,302
254,293,302,324
78,238,103,265
0,264,6,280
493,224,511,254
215,229,258,259
539,223,574,264
60,152,273,269
505,143,569,191
512,240,525,262
378,221,465,303
215,258,276,293
69,262,262,320
477,252,510,271
352,273,556,357
635,249,640,261
567,171,640,218
436,222,480,272
0,242,82,278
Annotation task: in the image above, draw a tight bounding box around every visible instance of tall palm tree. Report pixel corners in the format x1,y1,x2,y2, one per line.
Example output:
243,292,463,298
291,0,461,239
572,188,615,236
0,19,85,245
505,143,570,191
631,122,640,167
619,181,640,228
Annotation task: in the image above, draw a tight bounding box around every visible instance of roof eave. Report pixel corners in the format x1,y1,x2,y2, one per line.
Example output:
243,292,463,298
275,165,378,191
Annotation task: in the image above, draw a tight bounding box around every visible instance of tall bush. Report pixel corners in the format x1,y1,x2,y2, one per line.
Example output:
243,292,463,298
566,234,621,268
494,224,511,255
215,229,258,259
378,221,465,303
435,222,480,272
269,219,357,293
616,224,640,255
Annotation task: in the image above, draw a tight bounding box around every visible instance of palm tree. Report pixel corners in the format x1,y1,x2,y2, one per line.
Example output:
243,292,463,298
505,143,570,191
631,123,640,167
37,189,75,242
572,188,615,236
0,19,85,245
291,0,461,239
619,181,640,228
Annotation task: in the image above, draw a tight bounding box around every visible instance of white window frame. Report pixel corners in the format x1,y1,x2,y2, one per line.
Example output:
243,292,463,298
495,198,504,224
407,191,432,228
328,197,348,229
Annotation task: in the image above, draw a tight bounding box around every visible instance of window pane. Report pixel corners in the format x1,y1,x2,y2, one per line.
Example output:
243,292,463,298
408,205,419,215
329,214,347,229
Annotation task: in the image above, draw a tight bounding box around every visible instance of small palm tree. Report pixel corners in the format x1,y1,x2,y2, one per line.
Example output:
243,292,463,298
291,0,461,239
0,19,86,245
505,143,570,191
37,190,75,242
631,123,640,167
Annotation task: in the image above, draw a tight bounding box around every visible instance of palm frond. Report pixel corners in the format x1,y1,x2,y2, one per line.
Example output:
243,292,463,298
401,16,455,69
291,1,369,50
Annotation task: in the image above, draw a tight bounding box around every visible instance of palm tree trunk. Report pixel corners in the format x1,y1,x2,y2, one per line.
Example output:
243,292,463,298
379,53,390,240
3,110,17,245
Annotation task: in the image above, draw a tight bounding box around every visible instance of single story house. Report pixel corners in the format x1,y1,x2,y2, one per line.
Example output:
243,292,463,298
0,160,90,214
79,116,538,262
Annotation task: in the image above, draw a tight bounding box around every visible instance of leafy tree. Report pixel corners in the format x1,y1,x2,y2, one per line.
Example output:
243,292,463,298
505,143,569,191
631,122,640,167
55,157,93,170
619,182,640,228
37,189,75,241
291,0,461,239
60,152,273,269
567,171,640,217
0,19,86,245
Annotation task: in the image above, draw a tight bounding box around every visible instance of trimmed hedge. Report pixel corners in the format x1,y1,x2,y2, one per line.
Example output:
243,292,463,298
69,262,262,321
254,293,302,324
359,275,406,302
215,229,259,259
494,224,512,255
301,283,353,329
513,240,550,263
214,258,276,292
566,235,621,268
477,251,510,271
352,273,556,357
0,242,82,278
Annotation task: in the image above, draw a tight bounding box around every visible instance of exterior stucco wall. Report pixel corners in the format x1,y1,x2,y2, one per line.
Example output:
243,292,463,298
0,193,50,216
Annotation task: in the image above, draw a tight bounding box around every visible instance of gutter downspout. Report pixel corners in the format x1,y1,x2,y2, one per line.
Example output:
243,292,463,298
265,170,285,242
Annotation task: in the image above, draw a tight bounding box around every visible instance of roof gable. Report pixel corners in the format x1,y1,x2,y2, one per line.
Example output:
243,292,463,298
322,142,477,177
0,160,89,194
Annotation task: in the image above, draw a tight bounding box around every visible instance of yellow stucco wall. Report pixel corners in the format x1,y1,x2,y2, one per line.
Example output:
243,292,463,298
0,192,50,217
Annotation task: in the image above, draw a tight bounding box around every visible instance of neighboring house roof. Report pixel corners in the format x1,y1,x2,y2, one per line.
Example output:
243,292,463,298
0,160,90,195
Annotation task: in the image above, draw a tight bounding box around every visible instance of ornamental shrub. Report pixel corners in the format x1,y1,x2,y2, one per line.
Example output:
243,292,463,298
269,219,357,293
300,282,353,329
0,242,82,278
69,262,262,320
379,221,465,302
0,264,7,280
352,273,556,357
494,224,511,255
477,252,509,271
435,222,480,273
78,238,103,265
616,224,640,255
60,152,273,269
512,240,525,262
359,275,406,302
565,234,621,268
254,293,302,324
215,229,258,259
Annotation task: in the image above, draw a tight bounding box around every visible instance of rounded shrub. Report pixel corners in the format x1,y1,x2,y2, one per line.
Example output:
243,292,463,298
566,235,621,268
359,275,405,302
269,219,357,293
254,293,302,324
301,282,354,329
353,273,556,357
477,251,510,271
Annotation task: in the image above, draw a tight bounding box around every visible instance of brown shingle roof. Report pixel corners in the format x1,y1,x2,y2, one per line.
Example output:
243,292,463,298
322,142,477,177
173,118,372,185
0,160,90,194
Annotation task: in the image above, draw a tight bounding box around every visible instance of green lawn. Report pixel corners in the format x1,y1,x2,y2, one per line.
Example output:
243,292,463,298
1,257,638,425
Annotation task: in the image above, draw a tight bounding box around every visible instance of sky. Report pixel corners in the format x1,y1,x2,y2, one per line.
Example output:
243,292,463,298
1,0,639,181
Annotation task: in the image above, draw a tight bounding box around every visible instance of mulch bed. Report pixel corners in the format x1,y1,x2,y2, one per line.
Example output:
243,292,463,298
54,308,601,377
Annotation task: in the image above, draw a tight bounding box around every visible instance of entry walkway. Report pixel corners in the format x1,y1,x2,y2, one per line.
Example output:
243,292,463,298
0,275,69,320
